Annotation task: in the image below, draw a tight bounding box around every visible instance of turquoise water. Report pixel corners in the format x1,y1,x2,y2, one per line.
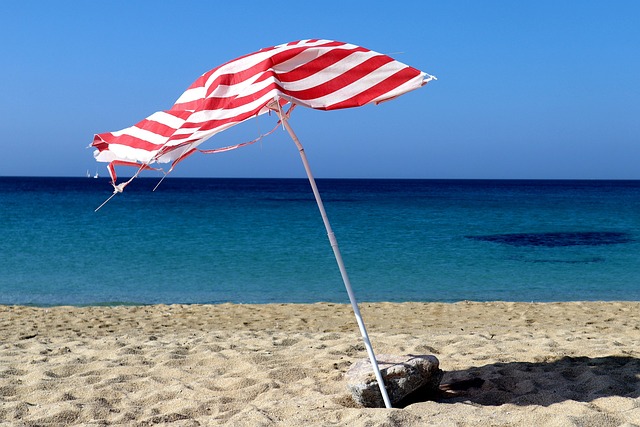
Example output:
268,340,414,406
1,177,639,305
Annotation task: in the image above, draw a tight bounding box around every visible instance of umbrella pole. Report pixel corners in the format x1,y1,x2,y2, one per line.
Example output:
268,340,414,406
278,113,393,409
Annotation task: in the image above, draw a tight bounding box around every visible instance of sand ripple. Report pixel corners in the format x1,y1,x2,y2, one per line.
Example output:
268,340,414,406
1,302,639,426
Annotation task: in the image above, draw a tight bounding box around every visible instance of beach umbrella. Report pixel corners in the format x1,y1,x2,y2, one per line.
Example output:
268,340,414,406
91,39,435,408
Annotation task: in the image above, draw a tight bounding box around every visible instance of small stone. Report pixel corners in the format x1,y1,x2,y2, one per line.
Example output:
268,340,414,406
345,354,443,408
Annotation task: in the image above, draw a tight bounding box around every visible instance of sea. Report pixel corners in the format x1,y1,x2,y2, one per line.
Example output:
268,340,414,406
1,177,639,306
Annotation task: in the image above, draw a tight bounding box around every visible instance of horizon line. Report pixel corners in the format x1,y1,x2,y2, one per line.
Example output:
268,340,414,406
2,175,640,182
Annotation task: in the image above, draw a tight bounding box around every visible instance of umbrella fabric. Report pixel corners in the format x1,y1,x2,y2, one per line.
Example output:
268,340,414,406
91,39,434,187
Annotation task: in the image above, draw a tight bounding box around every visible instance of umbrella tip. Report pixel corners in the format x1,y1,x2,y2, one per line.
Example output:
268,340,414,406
424,73,437,83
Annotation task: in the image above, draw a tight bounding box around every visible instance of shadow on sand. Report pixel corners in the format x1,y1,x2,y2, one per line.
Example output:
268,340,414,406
399,355,640,408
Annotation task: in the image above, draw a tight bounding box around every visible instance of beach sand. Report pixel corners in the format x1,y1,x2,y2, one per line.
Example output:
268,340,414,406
1,302,640,426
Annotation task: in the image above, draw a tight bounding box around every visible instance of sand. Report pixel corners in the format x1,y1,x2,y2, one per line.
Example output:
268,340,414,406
1,301,640,426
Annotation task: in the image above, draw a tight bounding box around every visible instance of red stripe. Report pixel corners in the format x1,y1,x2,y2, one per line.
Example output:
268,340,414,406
171,56,286,112
279,55,395,102
169,100,274,138
276,46,369,83
194,80,278,115
136,118,179,138
174,41,349,109
203,47,309,98
156,140,196,156
108,160,160,185
173,50,387,117
182,44,287,91
168,148,198,171
97,131,164,152
92,135,109,152
94,108,194,153
177,90,290,135
108,162,117,183
166,110,192,119
177,81,291,134
168,109,256,138
323,67,422,110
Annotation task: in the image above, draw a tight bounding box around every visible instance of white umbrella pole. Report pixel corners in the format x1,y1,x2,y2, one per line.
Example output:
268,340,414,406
278,112,393,409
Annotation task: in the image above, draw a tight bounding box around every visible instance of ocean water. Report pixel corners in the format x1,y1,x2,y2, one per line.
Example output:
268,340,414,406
1,177,639,306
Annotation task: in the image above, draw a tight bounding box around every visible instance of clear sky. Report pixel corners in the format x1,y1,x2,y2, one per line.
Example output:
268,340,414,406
1,1,638,179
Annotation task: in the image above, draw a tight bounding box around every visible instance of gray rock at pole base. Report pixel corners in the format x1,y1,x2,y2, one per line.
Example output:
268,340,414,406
345,354,443,408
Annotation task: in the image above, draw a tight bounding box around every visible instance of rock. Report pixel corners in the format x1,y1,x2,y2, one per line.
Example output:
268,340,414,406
345,354,443,408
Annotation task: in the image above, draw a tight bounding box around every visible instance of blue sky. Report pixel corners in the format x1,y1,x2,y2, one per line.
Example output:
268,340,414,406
1,1,638,179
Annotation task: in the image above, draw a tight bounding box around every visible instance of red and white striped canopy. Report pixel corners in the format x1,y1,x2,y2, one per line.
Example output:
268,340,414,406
92,39,434,185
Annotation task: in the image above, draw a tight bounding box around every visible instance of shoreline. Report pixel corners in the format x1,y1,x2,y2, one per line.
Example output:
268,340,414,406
2,302,640,425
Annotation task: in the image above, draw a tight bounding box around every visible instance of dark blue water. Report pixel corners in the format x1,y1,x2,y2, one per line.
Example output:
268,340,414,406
1,177,639,305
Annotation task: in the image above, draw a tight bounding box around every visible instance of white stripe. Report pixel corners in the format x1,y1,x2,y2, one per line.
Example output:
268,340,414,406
154,144,195,163
208,43,359,94
146,111,186,129
273,39,336,49
107,143,158,163
273,50,382,92
94,149,118,163
204,70,269,100
112,126,169,147
178,87,278,126
271,44,360,74
165,117,259,147
173,85,206,106
179,41,348,105
369,73,426,104
173,54,269,106
201,49,290,93
161,99,279,151
291,61,415,108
